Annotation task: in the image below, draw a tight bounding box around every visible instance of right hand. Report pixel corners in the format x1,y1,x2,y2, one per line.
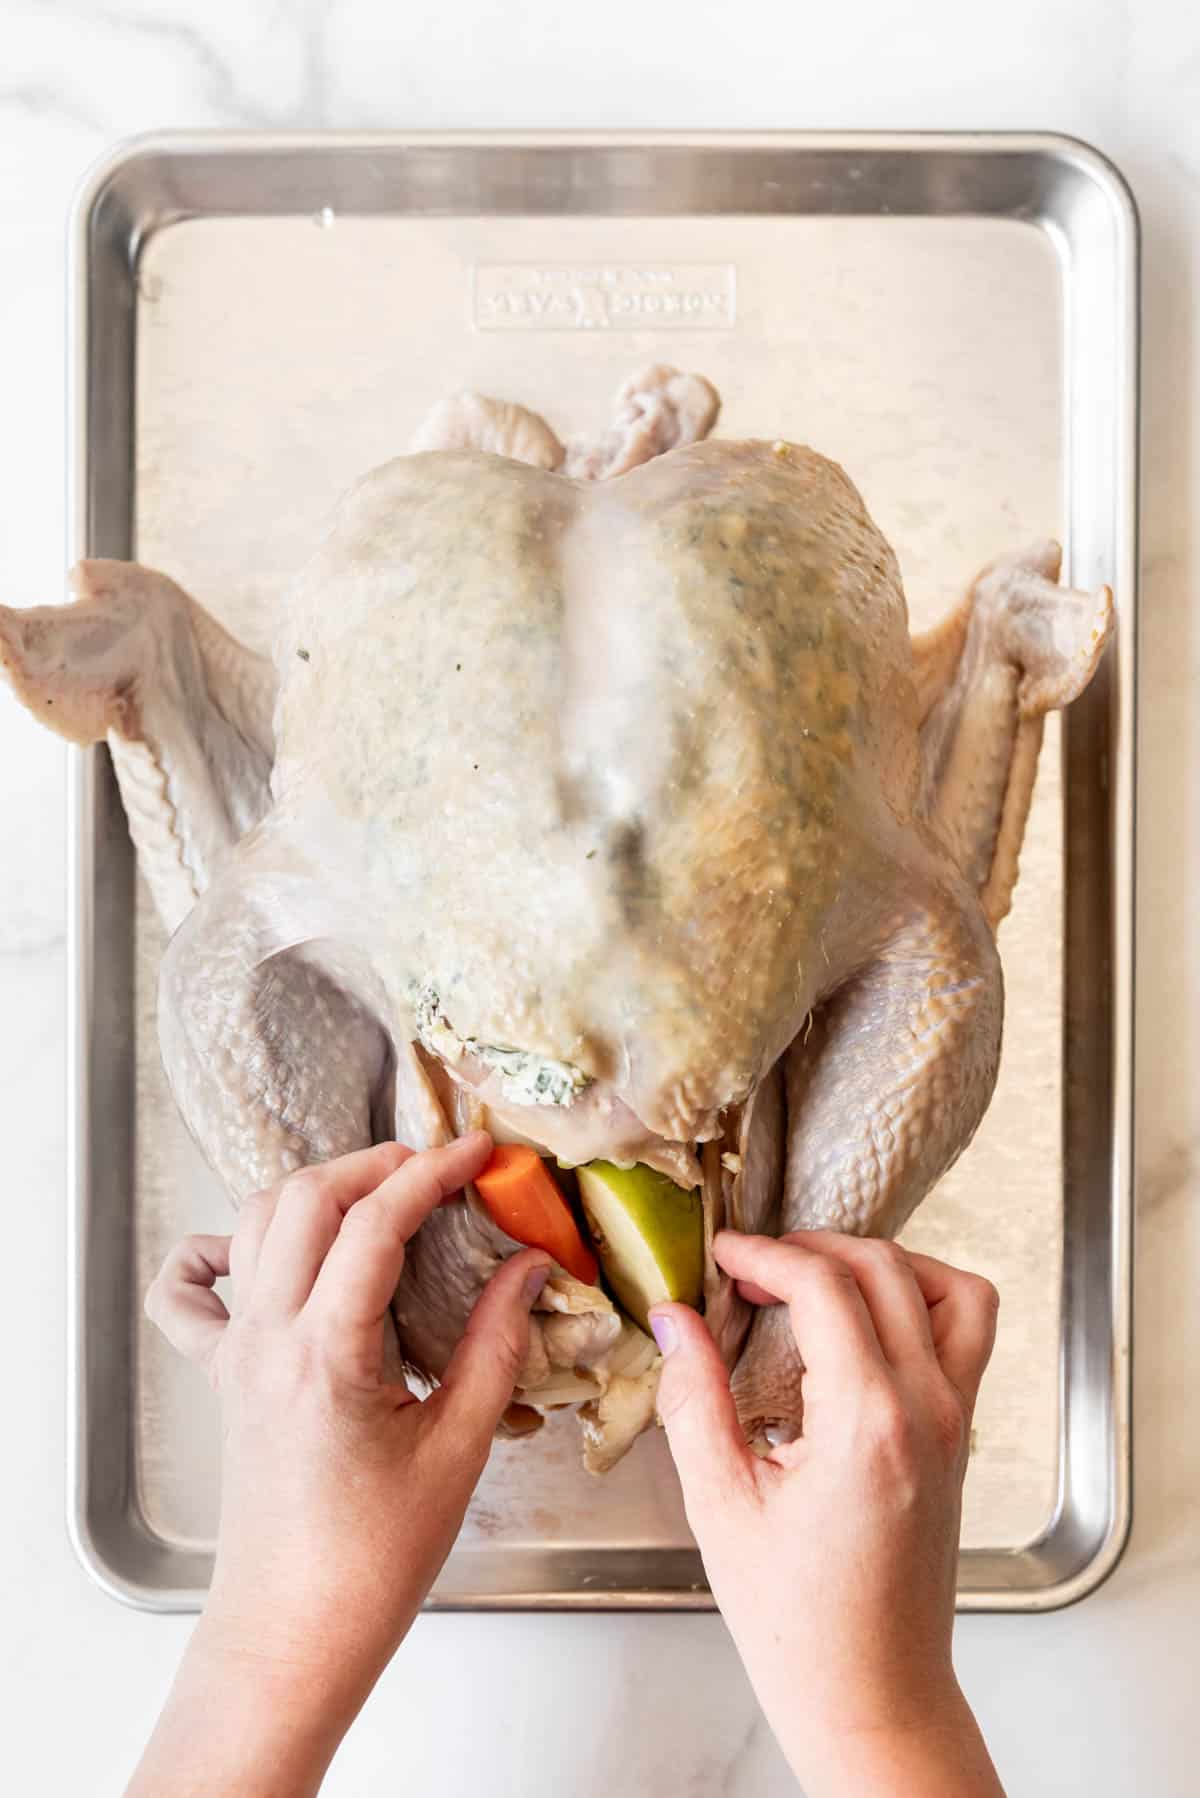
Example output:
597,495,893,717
650,1231,1005,1797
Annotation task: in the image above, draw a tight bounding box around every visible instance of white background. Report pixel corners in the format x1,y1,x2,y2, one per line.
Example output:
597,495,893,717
1,4,1197,1793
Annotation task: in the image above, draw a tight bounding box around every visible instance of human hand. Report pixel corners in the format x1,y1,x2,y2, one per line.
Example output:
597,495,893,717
131,1133,547,1798
651,1232,1004,1798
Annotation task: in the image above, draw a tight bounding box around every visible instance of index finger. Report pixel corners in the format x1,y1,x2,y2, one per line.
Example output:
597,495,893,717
249,1143,417,1318
903,1250,1000,1411
304,1132,494,1365
714,1231,886,1389
144,1234,231,1372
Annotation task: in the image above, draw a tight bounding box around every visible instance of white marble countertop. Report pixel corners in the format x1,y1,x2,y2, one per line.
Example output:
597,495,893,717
1,5,1197,1793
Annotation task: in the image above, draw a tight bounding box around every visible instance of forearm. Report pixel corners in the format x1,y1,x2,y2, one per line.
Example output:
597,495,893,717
126,1617,366,1798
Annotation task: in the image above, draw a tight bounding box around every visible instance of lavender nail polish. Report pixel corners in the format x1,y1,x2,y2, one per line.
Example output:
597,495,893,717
649,1311,677,1356
523,1265,551,1304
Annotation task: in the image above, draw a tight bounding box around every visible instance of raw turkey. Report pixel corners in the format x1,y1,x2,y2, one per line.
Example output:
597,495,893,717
0,364,1113,1469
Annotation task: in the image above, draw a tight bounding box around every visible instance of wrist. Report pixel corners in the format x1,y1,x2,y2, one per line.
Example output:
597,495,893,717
193,1599,380,1733
795,1682,1005,1798
126,1612,367,1798
197,1548,424,1717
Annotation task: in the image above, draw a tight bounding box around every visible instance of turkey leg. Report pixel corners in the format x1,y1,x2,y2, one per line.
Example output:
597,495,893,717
731,878,1002,1443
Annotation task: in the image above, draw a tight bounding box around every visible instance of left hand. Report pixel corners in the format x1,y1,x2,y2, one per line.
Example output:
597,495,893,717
133,1132,547,1797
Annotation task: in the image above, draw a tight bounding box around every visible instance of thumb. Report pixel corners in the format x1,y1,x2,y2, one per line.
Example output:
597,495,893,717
438,1249,551,1445
651,1303,755,1506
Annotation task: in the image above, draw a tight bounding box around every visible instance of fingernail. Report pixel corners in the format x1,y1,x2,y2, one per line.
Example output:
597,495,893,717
523,1264,551,1304
649,1311,677,1356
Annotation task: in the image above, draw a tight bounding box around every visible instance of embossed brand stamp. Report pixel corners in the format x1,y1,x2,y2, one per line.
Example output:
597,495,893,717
473,263,737,331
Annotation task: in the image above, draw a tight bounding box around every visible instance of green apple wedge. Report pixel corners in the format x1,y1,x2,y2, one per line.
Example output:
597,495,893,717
575,1161,704,1331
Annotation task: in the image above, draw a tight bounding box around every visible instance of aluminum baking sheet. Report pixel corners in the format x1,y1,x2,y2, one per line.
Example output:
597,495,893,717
67,133,1137,1612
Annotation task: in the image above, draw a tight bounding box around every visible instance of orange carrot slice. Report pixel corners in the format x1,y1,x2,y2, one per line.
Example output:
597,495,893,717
474,1144,598,1286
